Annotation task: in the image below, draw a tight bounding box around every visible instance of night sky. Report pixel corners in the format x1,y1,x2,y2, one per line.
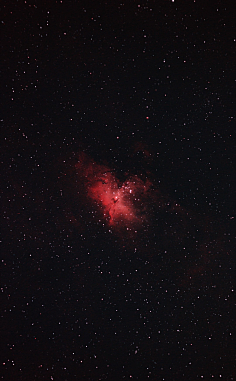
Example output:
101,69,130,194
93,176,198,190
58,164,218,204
1,1,235,380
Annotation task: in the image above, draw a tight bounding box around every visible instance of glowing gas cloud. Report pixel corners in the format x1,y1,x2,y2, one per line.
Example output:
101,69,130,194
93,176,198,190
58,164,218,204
75,152,152,232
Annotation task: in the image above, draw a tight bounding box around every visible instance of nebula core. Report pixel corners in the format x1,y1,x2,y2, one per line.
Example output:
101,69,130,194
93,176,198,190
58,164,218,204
75,152,153,233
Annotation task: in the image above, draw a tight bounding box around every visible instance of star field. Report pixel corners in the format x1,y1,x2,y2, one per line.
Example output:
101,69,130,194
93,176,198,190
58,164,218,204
1,0,235,380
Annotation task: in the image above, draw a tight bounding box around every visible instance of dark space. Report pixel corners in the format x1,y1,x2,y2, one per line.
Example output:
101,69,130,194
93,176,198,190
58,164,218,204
1,0,235,380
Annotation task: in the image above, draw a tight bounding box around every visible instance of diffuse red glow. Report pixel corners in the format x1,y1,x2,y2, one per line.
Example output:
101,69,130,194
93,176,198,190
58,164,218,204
75,153,152,230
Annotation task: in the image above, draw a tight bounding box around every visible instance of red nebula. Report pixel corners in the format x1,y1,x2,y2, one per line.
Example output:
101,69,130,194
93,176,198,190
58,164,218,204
75,153,152,231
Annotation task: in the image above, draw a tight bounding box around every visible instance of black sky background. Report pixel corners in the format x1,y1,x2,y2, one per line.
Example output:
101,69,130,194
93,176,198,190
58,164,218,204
1,0,235,380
